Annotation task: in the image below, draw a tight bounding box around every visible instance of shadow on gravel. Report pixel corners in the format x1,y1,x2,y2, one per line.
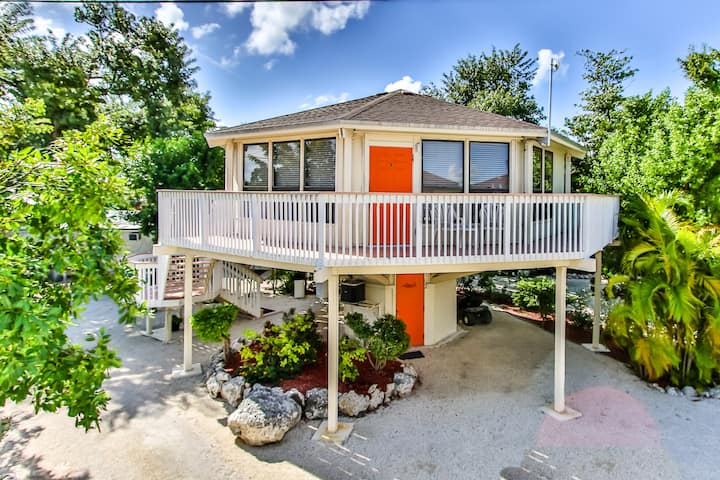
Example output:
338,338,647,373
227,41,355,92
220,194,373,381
0,413,90,480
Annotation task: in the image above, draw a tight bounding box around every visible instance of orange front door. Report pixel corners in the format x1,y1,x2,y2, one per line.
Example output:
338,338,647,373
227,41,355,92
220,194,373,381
368,146,424,345
396,273,424,346
369,146,412,245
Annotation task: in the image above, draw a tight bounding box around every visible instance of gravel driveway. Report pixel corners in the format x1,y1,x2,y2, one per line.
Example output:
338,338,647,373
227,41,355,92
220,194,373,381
1,297,718,479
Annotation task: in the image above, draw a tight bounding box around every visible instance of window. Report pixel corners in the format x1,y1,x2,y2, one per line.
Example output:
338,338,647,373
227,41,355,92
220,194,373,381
304,138,336,191
128,232,140,241
422,140,463,192
243,143,268,191
533,146,553,193
272,141,300,191
469,142,509,193
544,150,553,193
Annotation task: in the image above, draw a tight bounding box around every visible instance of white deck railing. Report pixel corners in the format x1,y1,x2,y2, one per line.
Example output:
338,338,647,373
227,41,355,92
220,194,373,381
158,191,619,268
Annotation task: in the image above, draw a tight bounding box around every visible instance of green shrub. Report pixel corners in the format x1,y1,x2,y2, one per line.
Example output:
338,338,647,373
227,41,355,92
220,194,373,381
339,336,366,383
345,313,410,371
512,276,555,321
239,309,321,384
192,304,239,363
567,290,593,330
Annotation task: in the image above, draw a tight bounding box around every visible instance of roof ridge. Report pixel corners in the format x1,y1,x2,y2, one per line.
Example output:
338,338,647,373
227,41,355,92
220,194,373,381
338,90,403,120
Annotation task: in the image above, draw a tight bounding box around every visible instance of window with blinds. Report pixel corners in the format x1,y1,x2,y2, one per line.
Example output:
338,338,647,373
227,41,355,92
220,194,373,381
422,140,463,192
304,138,336,191
469,142,509,193
272,141,300,191
244,143,268,191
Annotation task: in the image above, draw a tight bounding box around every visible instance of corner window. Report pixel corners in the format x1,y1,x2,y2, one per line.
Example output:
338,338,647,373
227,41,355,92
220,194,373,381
422,140,463,193
272,141,300,191
469,142,509,193
243,143,269,191
304,138,336,191
532,146,553,193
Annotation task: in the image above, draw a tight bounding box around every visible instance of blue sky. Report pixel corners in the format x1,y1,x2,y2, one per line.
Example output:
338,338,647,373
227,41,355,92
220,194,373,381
31,0,720,131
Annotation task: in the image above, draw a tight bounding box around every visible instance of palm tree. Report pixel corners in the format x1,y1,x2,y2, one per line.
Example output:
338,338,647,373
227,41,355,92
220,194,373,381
607,193,720,387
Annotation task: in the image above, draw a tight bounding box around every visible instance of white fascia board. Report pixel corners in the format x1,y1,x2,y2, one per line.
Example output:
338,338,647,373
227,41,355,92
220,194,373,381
205,121,548,147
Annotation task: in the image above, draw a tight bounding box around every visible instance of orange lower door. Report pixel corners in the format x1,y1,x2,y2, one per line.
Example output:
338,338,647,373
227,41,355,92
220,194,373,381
396,273,424,346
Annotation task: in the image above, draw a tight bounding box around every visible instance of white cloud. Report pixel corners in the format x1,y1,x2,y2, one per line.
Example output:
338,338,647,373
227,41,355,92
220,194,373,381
263,59,277,71
155,3,188,31
33,16,66,40
221,2,250,18
192,23,220,39
310,2,370,35
245,1,369,56
384,75,422,93
533,49,568,87
300,92,350,110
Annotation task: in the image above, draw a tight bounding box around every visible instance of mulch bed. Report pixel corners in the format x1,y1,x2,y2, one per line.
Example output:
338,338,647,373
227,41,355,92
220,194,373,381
280,346,401,395
497,305,630,364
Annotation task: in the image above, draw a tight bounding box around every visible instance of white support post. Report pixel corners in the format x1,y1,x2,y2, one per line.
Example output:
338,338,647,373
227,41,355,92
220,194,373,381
542,265,581,420
172,256,202,378
183,256,194,371
554,265,567,413
592,252,602,348
163,308,172,344
144,310,152,336
313,272,354,443
583,251,610,353
327,273,339,433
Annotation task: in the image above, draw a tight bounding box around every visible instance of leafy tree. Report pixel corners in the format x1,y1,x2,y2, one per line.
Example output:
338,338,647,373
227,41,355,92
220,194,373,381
422,44,544,124
127,132,224,238
512,276,556,322
606,193,720,387
192,304,239,363
0,110,140,430
565,49,637,188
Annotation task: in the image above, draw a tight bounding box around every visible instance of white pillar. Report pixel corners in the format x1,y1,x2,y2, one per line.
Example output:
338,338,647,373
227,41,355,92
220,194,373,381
592,251,602,348
183,255,194,371
327,274,339,433
554,265,567,413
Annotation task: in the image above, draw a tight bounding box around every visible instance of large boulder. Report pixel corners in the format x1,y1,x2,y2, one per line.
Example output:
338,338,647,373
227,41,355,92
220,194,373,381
305,388,329,420
227,385,302,446
206,374,222,398
339,390,370,417
393,372,416,398
221,376,247,407
367,384,384,411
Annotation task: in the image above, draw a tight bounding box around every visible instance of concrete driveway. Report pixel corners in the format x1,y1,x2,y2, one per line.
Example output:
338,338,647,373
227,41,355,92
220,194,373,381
1,297,718,479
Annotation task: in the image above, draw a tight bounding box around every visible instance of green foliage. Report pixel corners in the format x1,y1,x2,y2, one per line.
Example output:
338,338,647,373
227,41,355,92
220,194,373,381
345,313,410,371
339,336,366,383
512,277,556,321
239,310,321,384
422,44,544,124
564,49,637,188
192,304,238,363
0,116,140,430
0,417,10,441
606,194,720,387
567,289,593,330
126,133,224,238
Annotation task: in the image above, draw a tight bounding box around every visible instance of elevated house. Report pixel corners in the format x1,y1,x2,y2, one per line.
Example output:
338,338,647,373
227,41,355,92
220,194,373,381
142,90,619,433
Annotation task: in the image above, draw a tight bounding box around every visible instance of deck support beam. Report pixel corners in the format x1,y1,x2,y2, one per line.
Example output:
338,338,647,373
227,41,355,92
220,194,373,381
583,251,610,353
327,273,339,433
172,255,201,378
543,265,581,420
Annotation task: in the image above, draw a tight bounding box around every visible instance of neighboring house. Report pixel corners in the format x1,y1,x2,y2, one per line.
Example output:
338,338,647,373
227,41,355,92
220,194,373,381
148,90,620,433
109,211,154,256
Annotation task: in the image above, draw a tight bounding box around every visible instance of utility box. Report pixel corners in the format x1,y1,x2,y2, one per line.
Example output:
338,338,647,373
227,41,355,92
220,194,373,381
340,279,365,303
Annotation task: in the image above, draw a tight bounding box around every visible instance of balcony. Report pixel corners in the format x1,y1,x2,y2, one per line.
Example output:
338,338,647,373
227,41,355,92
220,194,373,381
157,191,619,271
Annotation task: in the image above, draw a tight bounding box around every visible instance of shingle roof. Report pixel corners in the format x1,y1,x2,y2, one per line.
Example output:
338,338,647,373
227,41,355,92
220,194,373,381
207,90,546,140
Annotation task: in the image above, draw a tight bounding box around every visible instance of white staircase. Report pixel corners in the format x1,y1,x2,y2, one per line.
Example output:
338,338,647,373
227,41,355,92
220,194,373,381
128,254,263,339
